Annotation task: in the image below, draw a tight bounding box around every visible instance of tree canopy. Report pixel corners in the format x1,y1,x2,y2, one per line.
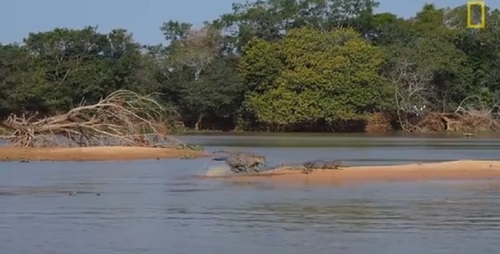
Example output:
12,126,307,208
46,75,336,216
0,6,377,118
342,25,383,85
2,1,500,133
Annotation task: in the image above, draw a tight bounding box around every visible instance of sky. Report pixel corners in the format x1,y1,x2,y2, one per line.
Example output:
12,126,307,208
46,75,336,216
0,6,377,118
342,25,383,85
2,0,500,45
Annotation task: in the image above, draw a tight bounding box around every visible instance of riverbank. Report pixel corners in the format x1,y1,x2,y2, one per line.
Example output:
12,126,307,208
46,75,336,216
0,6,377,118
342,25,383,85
0,146,207,161
214,160,500,185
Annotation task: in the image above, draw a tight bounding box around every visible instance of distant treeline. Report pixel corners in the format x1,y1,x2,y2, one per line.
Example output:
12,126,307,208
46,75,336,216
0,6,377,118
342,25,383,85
1,1,500,133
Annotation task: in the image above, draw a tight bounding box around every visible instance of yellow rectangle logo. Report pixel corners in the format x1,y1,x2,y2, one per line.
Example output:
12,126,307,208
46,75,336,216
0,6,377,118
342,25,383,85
467,1,486,28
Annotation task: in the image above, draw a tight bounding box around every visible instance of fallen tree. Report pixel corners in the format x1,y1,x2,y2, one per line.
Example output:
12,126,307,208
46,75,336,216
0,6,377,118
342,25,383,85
400,95,500,133
0,90,188,148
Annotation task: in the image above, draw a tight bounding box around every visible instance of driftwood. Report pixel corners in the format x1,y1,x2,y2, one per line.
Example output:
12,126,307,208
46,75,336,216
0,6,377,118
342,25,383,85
402,95,500,133
0,90,186,148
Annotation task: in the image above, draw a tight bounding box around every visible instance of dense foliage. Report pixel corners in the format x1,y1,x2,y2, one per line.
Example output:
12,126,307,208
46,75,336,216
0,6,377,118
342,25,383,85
2,1,500,132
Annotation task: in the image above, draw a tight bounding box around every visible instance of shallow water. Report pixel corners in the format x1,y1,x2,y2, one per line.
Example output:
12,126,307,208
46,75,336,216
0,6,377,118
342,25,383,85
1,134,500,254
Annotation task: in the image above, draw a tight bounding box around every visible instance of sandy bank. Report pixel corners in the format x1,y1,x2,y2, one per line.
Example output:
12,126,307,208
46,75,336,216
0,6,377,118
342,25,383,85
0,146,207,161
214,160,500,185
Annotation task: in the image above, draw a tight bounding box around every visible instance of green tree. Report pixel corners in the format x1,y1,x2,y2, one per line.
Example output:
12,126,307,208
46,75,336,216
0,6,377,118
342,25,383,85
212,0,380,52
102,29,161,95
177,56,245,130
0,44,47,116
22,26,159,112
23,26,109,111
156,21,247,130
241,27,390,130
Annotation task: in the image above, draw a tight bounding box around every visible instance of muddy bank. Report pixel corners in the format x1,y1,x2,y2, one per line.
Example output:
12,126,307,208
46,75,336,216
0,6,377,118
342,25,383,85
212,160,500,185
0,146,207,161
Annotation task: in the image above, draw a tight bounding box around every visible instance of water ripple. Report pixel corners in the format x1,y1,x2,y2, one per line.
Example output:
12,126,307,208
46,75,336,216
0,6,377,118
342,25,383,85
2,135,500,254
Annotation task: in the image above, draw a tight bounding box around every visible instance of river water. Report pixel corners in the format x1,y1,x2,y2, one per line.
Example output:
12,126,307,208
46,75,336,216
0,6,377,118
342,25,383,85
1,134,500,254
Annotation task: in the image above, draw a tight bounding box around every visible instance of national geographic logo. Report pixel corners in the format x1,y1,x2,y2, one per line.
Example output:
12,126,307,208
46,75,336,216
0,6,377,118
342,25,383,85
467,1,486,29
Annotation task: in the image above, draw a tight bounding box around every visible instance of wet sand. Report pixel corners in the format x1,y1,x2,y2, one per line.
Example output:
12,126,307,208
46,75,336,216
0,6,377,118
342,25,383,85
216,160,500,185
0,146,207,161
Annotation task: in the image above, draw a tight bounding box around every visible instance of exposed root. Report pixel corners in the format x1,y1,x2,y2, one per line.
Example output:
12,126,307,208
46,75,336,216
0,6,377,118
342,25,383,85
0,90,188,148
364,112,394,133
399,95,500,133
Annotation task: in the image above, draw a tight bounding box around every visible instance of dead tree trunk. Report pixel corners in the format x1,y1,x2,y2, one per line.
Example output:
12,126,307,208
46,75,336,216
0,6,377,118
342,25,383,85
0,90,186,148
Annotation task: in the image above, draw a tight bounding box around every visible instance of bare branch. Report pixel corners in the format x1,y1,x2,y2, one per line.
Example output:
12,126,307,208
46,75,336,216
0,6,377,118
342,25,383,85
170,26,222,80
0,90,186,148
389,55,432,132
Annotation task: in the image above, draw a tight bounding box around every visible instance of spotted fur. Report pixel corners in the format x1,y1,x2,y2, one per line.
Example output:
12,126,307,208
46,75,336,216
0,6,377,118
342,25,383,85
225,152,267,173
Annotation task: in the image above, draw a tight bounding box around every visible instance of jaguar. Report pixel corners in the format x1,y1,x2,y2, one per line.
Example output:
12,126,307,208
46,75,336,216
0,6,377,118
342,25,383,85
225,151,267,173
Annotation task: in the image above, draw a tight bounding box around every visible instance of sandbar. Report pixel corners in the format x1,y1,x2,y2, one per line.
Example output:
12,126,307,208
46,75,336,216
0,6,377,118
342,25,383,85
214,160,500,185
0,146,207,161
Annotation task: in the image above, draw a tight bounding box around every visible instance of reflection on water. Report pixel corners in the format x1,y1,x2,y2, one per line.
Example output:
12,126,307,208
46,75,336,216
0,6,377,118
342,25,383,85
1,135,500,254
